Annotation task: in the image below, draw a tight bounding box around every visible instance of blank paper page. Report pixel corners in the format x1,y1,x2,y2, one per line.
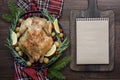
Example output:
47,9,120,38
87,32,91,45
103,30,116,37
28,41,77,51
76,18,109,64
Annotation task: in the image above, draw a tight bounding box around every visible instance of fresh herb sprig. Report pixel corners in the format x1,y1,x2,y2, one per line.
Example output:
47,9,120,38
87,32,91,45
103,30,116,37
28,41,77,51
43,9,55,23
43,10,71,80
2,0,24,23
42,10,70,68
4,1,26,66
5,29,27,66
48,56,71,80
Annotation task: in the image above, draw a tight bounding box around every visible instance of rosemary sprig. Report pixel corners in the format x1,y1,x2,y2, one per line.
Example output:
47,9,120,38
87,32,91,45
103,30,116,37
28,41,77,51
3,1,26,66
43,10,70,80
49,56,71,70
43,9,55,23
48,70,65,80
5,29,27,66
42,10,70,67
48,56,71,80
2,0,23,23
11,8,24,30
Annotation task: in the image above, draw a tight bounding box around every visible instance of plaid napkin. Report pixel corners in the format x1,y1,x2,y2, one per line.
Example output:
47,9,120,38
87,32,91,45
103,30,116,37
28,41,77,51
14,62,47,80
14,0,64,80
17,0,64,18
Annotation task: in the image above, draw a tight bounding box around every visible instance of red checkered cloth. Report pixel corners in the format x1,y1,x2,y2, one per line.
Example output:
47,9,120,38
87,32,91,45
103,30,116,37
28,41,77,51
17,0,64,18
14,62,47,80
14,0,64,80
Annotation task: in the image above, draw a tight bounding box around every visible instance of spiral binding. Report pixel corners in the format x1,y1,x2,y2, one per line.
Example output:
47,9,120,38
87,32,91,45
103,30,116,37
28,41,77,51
76,18,109,21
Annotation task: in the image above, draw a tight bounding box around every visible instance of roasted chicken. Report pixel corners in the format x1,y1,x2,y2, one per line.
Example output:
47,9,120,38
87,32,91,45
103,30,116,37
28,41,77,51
18,17,53,63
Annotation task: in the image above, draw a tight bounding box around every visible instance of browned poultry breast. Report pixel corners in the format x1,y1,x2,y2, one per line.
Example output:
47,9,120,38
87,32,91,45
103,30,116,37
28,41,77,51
18,17,53,62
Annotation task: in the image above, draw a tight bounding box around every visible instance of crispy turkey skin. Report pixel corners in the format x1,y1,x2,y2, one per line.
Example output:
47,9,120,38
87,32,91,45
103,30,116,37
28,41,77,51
18,17,53,62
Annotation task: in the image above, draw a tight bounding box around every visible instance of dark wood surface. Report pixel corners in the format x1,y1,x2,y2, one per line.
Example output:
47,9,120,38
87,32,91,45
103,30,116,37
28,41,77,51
0,0,120,80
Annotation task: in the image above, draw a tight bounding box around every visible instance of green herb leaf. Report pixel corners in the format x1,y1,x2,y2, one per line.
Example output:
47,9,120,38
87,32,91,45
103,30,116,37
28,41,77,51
49,56,71,70
2,14,13,22
48,70,65,80
42,10,70,70
43,9,55,23
8,0,17,15
48,56,71,80
2,0,24,23
3,0,26,66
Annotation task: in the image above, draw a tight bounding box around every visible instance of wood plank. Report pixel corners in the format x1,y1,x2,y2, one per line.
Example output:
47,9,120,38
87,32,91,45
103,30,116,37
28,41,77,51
1,0,120,80
0,0,2,5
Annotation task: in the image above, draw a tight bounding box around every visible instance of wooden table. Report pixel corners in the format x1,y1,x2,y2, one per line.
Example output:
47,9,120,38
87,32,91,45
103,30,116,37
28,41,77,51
0,0,120,80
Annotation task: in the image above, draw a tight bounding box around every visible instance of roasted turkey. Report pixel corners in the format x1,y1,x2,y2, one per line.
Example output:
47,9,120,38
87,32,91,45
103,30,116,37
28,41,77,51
18,17,53,63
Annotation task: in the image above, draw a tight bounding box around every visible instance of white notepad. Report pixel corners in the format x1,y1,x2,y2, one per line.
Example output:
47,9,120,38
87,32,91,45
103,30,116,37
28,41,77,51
76,18,109,64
